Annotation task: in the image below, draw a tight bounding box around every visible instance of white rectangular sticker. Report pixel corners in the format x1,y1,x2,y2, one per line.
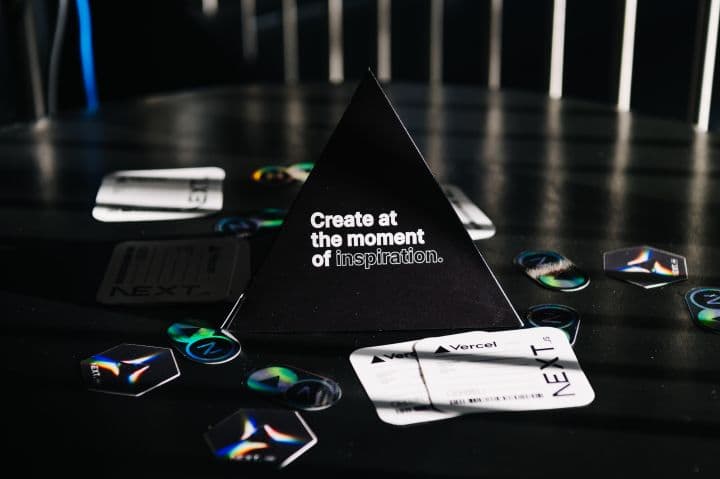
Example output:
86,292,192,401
93,167,225,222
349,340,458,426
414,328,595,413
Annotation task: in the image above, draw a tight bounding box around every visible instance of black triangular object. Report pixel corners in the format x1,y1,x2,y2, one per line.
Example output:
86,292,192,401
371,356,385,364
232,71,520,333
434,346,450,354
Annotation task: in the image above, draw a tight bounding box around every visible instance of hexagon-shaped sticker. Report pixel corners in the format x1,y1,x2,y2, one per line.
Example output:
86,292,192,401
205,409,317,468
603,245,687,289
80,344,180,397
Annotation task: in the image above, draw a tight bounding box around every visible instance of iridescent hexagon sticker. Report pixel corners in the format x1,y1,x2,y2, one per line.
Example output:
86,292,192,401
80,344,180,397
603,245,688,289
205,409,317,468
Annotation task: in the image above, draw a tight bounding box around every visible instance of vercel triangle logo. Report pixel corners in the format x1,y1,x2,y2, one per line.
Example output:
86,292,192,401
434,341,498,353
370,351,416,364
231,70,520,333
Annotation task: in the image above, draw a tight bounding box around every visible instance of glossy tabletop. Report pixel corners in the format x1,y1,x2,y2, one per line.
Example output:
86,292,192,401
1,83,719,477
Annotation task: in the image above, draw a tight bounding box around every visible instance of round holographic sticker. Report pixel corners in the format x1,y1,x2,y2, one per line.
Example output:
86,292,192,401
251,165,294,185
167,323,242,365
215,209,286,237
214,216,260,237
283,378,342,411
688,287,720,310
249,208,286,229
525,304,580,345
514,250,590,292
685,287,720,333
247,366,299,394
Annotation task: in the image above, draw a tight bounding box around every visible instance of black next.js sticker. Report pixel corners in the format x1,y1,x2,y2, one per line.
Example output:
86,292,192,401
205,409,317,468
525,304,581,346
167,323,242,364
231,71,520,333
246,365,342,411
97,238,249,304
685,287,720,333
80,344,180,397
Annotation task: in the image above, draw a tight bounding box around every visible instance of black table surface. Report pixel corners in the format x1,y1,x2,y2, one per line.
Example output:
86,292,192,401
2,83,720,477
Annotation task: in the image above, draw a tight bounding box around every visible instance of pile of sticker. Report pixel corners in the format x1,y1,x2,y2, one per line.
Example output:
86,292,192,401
512,245,720,343
79,339,337,468
80,295,341,469
350,327,595,426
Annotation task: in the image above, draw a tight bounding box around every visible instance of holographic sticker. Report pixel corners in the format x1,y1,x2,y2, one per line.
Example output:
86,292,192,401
247,367,299,394
251,165,295,185
685,287,720,333
246,365,342,411
167,322,242,365
525,304,581,345
205,409,317,468
284,378,342,412
80,344,180,397
514,250,590,292
286,163,314,182
215,209,286,237
214,216,260,237
249,208,286,229
604,245,688,289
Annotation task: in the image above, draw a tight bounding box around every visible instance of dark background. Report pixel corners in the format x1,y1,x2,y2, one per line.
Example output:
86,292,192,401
2,0,720,129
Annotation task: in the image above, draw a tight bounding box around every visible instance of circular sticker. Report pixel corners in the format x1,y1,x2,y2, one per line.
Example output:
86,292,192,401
251,166,294,185
536,270,589,291
246,366,299,394
249,208,286,229
525,304,580,344
515,250,563,269
514,250,590,292
284,378,342,411
167,323,242,365
185,334,241,364
214,216,260,237
688,287,720,310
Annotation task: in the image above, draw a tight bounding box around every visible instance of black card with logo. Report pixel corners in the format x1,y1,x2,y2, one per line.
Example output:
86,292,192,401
97,238,249,304
232,71,520,333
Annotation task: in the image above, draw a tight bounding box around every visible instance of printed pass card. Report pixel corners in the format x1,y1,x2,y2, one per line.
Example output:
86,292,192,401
414,328,595,414
350,340,458,426
93,167,225,222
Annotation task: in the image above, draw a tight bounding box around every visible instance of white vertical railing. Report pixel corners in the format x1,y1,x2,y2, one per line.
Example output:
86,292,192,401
696,0,720,132
377,0,392,81
549,0,566,99
282,0,299,84
617,0,637,112
488,0,503,89
429,0,443,84
241,0,257,62
329,0,344,83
